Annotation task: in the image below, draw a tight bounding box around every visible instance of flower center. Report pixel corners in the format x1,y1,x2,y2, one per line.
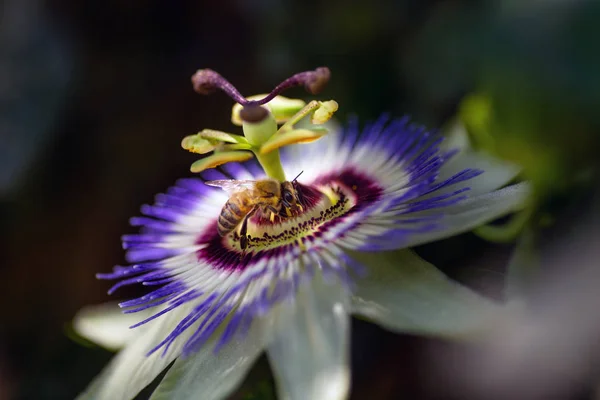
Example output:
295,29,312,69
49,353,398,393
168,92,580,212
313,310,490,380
195,168,384,271
235,184,355,251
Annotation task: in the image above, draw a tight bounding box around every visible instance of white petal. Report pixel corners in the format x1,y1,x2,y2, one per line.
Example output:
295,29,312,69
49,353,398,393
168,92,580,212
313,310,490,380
400,182,531,248
266,275,351,400
280,119,343,183
435,120,520,196
77,303,197,400
73,302,151,350
149,318,269,400
351,249,504,338
439,150,522,196
441,118,471,154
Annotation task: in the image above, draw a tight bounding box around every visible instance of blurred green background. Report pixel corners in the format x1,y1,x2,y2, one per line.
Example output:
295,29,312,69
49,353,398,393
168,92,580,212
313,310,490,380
2,0,599,399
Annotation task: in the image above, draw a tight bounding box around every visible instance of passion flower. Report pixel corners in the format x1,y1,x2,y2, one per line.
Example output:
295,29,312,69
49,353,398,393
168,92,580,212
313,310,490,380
76,68,528,400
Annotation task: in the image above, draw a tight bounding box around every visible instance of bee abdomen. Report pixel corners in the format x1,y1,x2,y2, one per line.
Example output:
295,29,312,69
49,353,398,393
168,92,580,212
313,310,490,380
217,200,243,237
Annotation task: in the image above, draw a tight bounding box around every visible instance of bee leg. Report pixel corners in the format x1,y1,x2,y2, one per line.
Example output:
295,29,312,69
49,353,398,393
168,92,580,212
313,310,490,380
239,216,249,251
238,206,257,258
239,226,248,260
266,206,278,223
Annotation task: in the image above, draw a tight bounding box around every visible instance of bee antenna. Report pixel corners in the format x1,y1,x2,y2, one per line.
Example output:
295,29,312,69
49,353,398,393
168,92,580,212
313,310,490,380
292,171,304,182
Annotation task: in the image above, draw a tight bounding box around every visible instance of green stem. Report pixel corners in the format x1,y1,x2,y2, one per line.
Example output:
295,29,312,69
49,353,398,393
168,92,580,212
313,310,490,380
473,206,533,243
242,112,286,180
255,150,286,181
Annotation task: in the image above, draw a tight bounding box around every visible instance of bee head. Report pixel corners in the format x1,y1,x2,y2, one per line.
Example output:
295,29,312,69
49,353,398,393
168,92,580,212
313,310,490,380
280,178,302,209
280,182,296,207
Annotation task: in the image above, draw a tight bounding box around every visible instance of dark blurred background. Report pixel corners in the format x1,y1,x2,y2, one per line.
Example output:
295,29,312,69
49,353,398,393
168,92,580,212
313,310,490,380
2,0,600,399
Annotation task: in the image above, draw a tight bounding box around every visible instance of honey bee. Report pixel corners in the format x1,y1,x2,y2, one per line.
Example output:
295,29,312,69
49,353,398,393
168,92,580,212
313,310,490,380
205,172,304,251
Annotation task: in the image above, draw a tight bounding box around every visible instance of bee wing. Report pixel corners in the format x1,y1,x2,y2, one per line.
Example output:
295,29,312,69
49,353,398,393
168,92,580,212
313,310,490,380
204,179,257,195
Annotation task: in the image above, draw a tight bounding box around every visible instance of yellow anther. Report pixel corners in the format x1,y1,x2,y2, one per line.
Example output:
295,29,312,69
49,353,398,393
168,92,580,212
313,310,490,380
190,151,254,173
259,128,328,154
181,135,217,155
311,100,339,124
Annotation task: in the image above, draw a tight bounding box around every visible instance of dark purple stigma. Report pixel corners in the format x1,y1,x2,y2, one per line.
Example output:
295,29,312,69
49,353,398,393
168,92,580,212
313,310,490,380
190,67,331,120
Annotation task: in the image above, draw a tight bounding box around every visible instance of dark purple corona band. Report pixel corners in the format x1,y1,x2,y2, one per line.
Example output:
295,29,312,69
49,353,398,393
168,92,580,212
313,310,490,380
194,169,383,272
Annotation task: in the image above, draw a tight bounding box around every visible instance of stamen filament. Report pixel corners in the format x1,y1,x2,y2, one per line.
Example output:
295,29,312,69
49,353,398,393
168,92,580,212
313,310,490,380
278,100,323,132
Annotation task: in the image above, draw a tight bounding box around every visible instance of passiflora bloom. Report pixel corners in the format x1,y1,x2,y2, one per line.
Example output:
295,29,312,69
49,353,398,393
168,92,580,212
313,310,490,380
75,68,529,400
